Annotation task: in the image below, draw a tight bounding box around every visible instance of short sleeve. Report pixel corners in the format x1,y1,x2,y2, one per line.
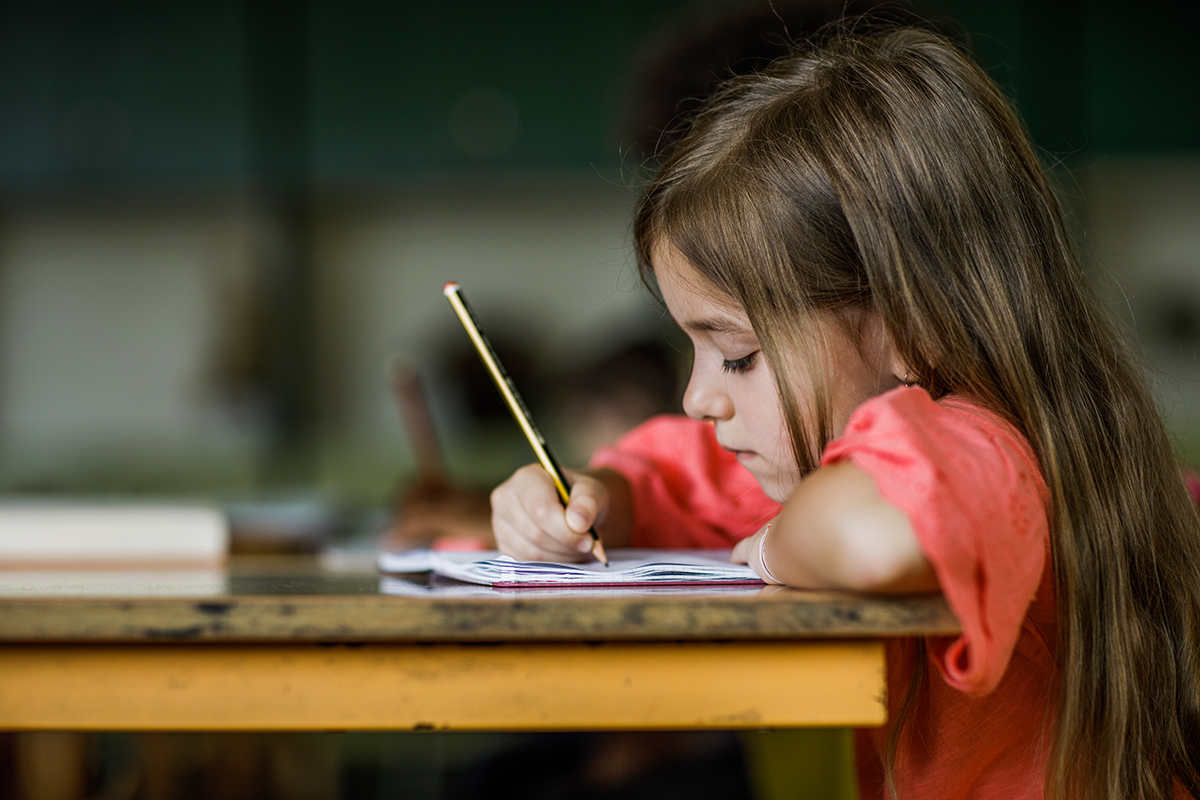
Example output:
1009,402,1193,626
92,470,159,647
822,388,1049,696
589,415,781,548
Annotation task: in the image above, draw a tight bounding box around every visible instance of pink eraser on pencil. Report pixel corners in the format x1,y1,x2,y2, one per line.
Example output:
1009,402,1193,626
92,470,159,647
442,282,459,296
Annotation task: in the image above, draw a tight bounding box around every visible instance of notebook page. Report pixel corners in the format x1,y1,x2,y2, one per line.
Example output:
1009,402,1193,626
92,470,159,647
377,548,763,588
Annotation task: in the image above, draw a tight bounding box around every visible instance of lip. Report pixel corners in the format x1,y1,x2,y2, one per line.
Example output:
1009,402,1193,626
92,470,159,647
719,441,757,462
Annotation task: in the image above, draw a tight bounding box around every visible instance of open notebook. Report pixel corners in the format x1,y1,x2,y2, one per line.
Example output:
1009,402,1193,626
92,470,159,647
376,548,763,589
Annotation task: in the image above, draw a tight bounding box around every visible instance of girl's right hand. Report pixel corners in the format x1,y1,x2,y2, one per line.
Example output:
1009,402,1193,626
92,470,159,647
490,464,610,562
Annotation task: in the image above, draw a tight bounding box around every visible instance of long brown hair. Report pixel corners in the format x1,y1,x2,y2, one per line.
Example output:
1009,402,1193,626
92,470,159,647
634,24,1200,799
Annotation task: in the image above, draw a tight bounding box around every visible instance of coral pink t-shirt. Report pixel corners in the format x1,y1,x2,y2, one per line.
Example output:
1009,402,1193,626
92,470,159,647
590,413,782,547
591,387,1055,799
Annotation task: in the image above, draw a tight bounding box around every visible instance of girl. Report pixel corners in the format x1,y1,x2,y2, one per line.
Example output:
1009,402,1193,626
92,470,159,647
490,25,1200,799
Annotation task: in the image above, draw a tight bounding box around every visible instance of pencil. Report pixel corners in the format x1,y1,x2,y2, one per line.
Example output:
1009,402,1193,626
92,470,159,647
442,282,609,566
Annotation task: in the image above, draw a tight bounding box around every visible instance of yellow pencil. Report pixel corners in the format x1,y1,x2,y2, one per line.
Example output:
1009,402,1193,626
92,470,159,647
442,282,609,566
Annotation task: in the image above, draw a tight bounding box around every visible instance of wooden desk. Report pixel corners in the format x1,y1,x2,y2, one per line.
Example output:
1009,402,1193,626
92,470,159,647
0,556,958,732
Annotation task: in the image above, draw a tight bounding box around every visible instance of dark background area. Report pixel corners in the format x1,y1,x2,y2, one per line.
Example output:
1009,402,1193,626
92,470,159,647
0,0,1196,188
0,0,1196,498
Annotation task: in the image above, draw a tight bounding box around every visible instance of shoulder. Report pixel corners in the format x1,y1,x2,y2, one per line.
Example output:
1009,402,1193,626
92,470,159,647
841,386,1021,446
826,388,1050,696
591,413,761,495
592,414,723,461
590,414,779,547
828,388,1046,503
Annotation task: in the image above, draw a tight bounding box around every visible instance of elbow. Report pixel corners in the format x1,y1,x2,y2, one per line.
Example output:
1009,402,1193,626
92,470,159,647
824,514,939,595
775,461,939,594
833,549,930,594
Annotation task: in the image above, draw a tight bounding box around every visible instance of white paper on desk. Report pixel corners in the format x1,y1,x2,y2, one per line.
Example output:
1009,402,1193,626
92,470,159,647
376,548,763,588
378,576,766,598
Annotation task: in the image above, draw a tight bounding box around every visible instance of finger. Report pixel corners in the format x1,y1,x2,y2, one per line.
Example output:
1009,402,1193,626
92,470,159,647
492,507,581,562
495,465,591,558
504,534,575,563
490,468,563,559
563,474,606,534
730,534,754,565
517,486,590,556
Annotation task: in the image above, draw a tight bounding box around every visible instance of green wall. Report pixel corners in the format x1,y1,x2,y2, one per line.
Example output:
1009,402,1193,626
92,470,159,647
0,0,1195,188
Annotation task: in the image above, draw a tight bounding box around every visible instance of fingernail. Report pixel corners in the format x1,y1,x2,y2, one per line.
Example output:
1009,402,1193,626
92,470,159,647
566,511,587,531
575,538,593,552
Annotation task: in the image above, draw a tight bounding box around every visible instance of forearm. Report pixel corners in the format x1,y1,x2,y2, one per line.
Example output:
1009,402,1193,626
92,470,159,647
764,461,938,593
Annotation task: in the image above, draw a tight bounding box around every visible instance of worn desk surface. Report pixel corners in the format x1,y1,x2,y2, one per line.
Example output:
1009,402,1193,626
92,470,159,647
0,556,958,732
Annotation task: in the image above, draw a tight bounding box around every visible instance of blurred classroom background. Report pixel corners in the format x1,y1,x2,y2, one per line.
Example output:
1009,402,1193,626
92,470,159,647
0,0,1198,797
1,0,1199,512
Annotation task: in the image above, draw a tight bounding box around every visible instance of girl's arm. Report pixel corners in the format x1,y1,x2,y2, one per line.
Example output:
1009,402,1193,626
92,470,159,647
490,465,633,561
732,461,939,593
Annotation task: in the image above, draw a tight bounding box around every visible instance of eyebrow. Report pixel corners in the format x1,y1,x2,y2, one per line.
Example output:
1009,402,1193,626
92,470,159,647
677,315,753,336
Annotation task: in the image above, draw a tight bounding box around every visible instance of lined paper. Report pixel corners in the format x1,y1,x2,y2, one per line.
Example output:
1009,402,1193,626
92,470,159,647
377,549,763,589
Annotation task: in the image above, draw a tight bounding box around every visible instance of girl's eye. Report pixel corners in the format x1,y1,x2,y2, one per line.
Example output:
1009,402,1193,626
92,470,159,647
721,353,758,374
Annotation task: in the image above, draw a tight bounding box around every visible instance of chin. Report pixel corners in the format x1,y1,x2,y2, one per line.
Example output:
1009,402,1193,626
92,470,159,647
751,466,803,503
753,477,790,504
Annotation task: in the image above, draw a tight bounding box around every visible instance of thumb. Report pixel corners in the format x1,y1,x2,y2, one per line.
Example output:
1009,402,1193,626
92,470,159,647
564,477,604,534
564,496,596,534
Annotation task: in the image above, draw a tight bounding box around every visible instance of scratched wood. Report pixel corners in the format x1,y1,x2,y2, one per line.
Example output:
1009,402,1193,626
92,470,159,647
0,640,886,731
0,556,958,643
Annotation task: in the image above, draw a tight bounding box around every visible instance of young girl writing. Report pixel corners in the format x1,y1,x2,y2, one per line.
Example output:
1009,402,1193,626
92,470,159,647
490,25,1200,799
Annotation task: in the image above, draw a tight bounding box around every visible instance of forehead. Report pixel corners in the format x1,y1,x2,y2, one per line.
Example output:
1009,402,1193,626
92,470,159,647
652,243,752,336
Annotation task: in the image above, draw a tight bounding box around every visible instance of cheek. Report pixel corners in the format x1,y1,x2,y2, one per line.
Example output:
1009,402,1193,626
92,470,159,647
749,378,809,496
752,376,790,439
746,385,795,464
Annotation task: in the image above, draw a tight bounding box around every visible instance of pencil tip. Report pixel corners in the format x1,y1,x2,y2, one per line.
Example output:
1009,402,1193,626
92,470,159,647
592,537,610,567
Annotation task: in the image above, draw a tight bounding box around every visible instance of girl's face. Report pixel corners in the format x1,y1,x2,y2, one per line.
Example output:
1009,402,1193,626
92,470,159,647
655,244,900,502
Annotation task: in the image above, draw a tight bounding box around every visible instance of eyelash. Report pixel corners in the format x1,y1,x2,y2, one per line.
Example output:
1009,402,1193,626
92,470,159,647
721,353,758,374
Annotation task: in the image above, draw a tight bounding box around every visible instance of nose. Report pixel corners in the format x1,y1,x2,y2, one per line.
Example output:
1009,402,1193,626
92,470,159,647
682,356,734,422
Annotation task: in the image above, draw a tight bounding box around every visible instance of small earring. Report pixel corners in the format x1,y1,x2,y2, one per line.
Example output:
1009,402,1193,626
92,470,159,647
902,371,914,387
